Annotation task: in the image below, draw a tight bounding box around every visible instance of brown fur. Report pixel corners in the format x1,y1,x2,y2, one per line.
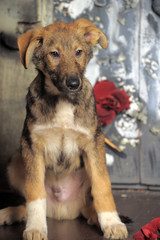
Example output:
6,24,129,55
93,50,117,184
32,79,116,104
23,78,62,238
0,19,128,240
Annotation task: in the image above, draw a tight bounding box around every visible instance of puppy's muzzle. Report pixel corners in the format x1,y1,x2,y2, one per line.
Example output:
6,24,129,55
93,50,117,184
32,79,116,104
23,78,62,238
66,76,81,92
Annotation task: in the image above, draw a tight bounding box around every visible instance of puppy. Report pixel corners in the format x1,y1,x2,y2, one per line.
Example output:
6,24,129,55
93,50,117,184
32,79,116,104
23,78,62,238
0,19,128,240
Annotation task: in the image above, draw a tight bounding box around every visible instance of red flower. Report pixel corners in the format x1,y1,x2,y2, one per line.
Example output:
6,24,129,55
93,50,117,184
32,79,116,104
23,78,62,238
93,80,130,125
133,217,160,240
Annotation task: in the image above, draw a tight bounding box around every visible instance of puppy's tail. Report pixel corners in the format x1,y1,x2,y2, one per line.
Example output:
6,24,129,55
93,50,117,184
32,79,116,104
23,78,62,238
0,205,26,225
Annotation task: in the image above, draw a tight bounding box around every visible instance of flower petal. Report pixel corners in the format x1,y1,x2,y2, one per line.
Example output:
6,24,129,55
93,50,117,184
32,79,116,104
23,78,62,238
93,80,116,103
96,104,116,125
112,90,130,112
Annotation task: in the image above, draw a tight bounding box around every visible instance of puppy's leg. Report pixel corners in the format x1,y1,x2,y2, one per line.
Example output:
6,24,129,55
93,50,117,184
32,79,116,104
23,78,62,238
81,203,99,226
82,133,128,239
22,147,47,240
8,150,25,196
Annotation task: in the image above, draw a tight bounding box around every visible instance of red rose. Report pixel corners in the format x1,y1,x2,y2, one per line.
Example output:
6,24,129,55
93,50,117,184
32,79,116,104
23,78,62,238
133,217,160,240
93,80,130,125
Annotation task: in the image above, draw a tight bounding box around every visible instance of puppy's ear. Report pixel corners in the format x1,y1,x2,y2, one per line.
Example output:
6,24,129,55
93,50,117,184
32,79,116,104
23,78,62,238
17,27,43,69
75,18,108,49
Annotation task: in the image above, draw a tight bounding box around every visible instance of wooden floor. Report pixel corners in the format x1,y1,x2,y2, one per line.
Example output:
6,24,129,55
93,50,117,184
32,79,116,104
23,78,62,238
0,190,160,240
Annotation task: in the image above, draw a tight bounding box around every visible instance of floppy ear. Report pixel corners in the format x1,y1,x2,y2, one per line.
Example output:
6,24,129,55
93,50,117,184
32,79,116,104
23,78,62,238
17,27,43,69
75,18,108,49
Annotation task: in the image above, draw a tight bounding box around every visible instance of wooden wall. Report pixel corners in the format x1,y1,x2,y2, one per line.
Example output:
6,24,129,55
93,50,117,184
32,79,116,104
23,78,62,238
0,42,36,188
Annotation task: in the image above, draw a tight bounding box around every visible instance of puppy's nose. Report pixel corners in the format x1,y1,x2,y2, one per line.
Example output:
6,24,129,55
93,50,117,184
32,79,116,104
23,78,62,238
66,76,80,91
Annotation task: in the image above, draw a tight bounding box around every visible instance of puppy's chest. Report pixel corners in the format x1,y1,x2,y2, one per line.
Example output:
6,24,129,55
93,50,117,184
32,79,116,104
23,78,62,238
32,101,89,170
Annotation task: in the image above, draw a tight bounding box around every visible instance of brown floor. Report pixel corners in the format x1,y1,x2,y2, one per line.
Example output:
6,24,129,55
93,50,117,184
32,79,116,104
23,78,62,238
0,190,160,240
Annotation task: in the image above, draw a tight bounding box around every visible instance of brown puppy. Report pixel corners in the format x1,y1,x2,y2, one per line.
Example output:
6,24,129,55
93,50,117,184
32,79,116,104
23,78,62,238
0,19,128,240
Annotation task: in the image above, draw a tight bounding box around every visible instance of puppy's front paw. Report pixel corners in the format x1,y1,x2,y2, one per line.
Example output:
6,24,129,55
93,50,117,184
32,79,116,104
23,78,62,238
103,222,128,239
23,229,47,240
98,211,128,239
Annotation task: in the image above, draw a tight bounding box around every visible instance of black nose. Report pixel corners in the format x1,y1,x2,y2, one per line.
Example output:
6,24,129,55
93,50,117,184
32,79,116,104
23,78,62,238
66,76,80,91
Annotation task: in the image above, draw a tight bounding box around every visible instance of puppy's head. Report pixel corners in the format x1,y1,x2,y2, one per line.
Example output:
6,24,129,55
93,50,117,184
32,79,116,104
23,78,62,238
18,19,108,94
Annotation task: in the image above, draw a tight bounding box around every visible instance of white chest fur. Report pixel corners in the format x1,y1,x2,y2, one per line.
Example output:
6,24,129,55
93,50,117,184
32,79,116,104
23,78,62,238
33,101,90,134
53,100,75,129
31,101,90,169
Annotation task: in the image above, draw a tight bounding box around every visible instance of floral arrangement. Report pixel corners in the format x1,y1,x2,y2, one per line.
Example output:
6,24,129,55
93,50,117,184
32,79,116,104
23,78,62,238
93,80,130,125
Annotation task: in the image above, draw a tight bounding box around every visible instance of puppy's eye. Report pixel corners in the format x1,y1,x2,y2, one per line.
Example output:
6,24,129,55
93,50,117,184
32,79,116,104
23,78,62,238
50,51,60,58
75,49,82,57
